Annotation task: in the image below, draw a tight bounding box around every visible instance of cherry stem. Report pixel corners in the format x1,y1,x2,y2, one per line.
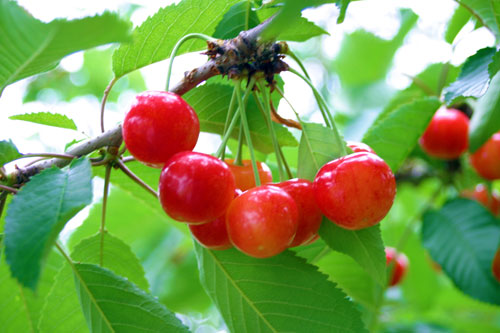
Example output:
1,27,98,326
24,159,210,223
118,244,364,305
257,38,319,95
100,78,118,133
255,81,285,181
165,33,215,91
235,78,260,186
220,87,239,160
287,68,347,156
120,156,135,164
234,122,245,166
216,110,240,158
403,73,437,96
115,159,158,198
286,50,312,80
0,184,19,194
100,163,112,267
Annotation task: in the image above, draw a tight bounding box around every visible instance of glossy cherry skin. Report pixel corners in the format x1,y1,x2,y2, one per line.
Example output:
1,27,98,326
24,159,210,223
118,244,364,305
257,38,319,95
313,152,396,230
159,151,236,224
385,247,409,286
273,179,323,247
123,91,200,167
226,185,299,258
461,184,500,217
492,247,500,283
419,108,469,159
346,141,376,154
189,189,241,250
470,131,500,180
224,159,273,191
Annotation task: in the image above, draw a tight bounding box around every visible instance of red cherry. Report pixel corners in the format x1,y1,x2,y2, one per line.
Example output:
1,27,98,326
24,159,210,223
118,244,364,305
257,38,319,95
159,152,235,224
346,141,376,154
273,179,323,247
492,247,500,283
189,189,241,250
224,159,273,191
385,247,409,286
122,91,200,167
419,108,469,159
470,131,500,180
461,184,500,216
226,185,299,258
313,152,396,230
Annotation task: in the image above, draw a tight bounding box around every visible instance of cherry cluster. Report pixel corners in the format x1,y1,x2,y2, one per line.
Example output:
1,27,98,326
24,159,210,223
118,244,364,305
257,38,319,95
122,91,397,259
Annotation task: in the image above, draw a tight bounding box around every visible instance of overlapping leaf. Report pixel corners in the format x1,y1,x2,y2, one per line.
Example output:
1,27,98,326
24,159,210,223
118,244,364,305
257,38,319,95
195,244,367,332
363,97,441,172
444,47,496,103
9,112,77,130
213,1,260,39
4,158,92,289
457,0,500,39
445,4,472,44
112,0,239,78
0,0,131,93
422,199,500,305
0,140,21,166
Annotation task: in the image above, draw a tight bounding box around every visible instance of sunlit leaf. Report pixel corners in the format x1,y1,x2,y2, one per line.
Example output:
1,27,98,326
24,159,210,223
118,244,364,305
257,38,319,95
445,4,472,44
4,158,92,289
422,199,500,305
9,112,77,130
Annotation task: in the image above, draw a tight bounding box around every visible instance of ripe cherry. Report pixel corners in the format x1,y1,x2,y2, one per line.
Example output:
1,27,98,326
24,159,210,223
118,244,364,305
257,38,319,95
419,108,469,159
122,91,200,167
273,179,323,247
461,184,500,217
470,131,500,180
492,247,500,283
346,141,375,154
224,159,273,191
159,151,235,224
226,185,299,258
385,247,409,287
313,152,396,230
189,189,241,250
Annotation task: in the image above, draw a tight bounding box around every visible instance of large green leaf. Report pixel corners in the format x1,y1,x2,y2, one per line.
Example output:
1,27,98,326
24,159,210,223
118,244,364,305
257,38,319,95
213,1,260,39
319,221,387,286
297,122,345,181
457,0,500,40
40,232,159,332
0,0,131,93
195,244,367,332
362,97,441,172
4,158,92,290
422,199,500,305
112,0,239,78
74,263,189,332
9,112,77,130
0,249,63,333
444,47,496,104
183,82,297,153
445,4,472,44
468,71,500,152
333,8,418,86
0,140,21,166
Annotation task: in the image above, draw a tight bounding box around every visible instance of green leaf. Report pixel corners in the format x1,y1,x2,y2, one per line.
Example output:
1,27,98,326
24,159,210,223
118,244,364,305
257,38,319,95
0,0,131,93
0,140,21,166
112,0,239,78
74,263,189,332
319,221,387,286
445,4,472,44
422,199,500,305
40,232,160,332
4,158,92,289
333,8,418,86
9,112,77,130
213,1,260,39
488,50,500,78
194,244,367,332
0,249,63,333
363,97,441,172
444,47,496,104
457,0,500,40
468,71,500,152
336,0,352,24
71,232,149,291
183,82,297,153
297,122,345,181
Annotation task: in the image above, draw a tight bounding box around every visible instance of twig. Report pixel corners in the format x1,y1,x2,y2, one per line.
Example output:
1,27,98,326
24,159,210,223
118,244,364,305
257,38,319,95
115,159,158,198
0,184,18,194
100,78,118,133
100,164,112,267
